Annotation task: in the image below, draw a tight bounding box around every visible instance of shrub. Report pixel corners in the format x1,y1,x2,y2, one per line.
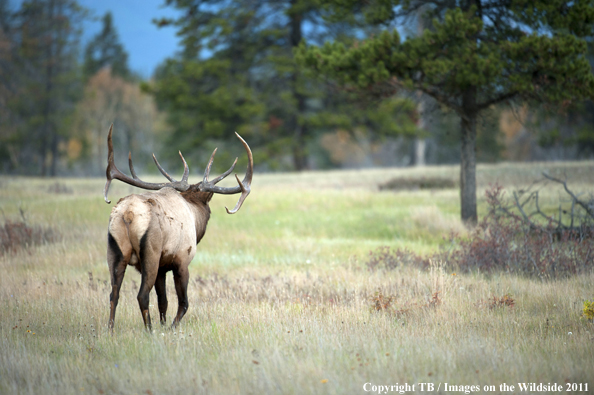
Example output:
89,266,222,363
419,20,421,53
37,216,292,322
476,294,515,310
0,213,60,254
368,290,412,317
47,182,73,194
445,185,593,276
365,247,429,271
379,176,456,191
583,300,594,322
366,184,594,278
369,290,395,312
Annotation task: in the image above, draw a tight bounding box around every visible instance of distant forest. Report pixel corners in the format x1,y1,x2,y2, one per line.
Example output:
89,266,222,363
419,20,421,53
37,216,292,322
1,0,593,177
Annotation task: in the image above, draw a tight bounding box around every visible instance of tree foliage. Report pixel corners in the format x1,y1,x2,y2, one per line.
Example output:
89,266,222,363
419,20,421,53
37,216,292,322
0,0,146,176
71,68,159,175
83,11,131,80
0,0,86,175
296,0,594,223
149,0,418,171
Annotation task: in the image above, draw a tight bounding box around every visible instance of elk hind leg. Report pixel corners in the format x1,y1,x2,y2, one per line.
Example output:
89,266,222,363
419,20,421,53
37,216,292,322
137,231,160,332
172,265,189,328
137,268,158,332
154,268,168,325
108,232,129,332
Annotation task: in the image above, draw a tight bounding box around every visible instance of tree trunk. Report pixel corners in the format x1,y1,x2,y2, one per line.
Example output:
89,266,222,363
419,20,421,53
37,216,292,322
414,10,427,167
292,125,308,170
41,0,55,177
50,130,59,176
414,138,426,166
460,89,478,225
289,0,308,171
414,95,426,166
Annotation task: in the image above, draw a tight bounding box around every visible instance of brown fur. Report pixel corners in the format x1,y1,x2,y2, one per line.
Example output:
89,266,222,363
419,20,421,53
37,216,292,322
180,188,213,206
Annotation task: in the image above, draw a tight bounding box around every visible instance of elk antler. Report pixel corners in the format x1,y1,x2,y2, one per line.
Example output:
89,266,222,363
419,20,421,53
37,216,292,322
104,124,190,203
198,132,253,214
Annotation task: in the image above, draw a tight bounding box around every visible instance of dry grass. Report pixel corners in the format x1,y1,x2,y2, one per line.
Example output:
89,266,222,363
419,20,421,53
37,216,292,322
1,161,594,394
409,205,468,236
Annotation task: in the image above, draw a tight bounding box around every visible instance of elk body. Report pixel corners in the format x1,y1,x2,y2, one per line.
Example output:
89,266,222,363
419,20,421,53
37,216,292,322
104,125,253,331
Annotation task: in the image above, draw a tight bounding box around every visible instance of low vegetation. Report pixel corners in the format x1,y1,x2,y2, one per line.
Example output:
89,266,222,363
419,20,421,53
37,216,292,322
0,210,60,255
367,183,594,277
1,162,593,394
379,176,457,191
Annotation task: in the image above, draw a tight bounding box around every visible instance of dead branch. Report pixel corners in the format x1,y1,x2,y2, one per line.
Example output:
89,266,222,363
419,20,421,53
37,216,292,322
489,174,594,240
542,173,594,220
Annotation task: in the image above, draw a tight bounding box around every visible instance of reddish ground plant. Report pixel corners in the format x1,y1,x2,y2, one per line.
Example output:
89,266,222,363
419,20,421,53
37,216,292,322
475,294,516,310
369,290,413,317
0,216,60,254
366,246,429,271
369,291,395,312
426,291,442,308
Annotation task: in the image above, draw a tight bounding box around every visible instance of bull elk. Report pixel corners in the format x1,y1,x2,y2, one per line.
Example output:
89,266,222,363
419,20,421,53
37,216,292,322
103,125,253,331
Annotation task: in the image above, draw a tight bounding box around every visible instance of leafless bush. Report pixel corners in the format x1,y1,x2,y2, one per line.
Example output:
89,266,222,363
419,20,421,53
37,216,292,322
0,209,60,254
443,183,593,276
367,178,593,278
490,173,593,239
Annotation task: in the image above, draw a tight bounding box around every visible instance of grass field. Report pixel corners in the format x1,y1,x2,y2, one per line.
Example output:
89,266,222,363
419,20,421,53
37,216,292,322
1,161,594,394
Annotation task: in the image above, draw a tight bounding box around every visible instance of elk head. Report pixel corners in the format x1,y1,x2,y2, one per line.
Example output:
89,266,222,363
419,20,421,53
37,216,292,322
104,125,253,332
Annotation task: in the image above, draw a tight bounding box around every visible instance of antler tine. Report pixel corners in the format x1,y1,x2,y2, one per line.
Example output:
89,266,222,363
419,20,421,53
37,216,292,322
225,174,249,214
225,132,253,214
235,132,253,189
128,152,138,179
211,157,238,185
104,124,117,204
152,154,177,182
203,148,218,184
104,125,190,204
198,132,254,214
179,151,189,183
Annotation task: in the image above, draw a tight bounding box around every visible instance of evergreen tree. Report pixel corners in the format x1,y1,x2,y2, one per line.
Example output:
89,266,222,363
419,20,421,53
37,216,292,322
150,0,417,171
0,0,19,172
2,0,85,175
83,11,130,80
296,0,594,224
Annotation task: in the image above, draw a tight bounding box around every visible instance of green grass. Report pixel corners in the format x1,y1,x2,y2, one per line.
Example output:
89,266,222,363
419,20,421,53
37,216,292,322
1,161,594,394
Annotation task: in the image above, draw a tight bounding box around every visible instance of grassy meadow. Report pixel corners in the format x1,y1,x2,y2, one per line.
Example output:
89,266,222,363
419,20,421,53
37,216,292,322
1,161,594,394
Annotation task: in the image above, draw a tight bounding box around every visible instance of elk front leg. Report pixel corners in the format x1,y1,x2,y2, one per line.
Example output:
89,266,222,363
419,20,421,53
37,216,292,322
154,269,168,325
172,266,189,328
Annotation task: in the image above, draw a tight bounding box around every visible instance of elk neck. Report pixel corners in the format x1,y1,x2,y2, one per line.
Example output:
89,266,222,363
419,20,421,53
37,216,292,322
180,189,213,243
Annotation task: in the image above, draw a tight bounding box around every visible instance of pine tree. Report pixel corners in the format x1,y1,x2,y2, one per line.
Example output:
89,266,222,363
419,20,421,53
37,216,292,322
296,0,594,224
4,0,85,175
83,12,130,80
